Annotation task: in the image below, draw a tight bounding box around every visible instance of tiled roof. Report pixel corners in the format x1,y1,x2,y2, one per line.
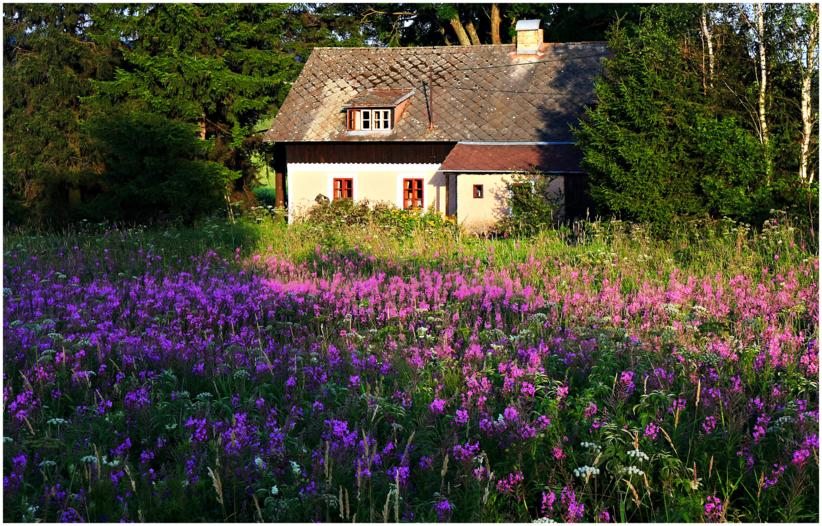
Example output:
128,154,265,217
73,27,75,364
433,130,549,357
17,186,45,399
346,88,415,108
266,42,606,143
439,142,584,172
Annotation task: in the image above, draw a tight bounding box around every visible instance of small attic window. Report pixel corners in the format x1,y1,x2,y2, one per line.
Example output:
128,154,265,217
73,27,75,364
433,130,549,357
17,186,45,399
347,108,392,131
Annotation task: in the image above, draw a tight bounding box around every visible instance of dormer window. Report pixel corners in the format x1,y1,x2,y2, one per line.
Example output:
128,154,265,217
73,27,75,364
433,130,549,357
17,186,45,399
347,108,392,131
344,88,415,133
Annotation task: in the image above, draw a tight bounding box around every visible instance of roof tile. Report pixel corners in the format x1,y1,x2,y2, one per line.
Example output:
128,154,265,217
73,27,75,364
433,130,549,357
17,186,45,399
267,43,606,143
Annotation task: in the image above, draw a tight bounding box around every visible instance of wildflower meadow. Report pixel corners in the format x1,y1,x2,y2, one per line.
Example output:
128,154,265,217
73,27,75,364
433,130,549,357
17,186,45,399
3,216,819,522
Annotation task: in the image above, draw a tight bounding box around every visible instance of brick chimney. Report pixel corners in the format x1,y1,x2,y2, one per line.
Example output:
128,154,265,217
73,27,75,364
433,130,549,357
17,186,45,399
515,19,543,55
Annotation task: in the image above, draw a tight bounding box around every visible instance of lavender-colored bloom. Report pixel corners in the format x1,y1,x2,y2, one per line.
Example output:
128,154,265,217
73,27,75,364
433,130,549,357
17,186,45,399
503,405,519,422
434,499,452,521
429,398,447,415
704,496,723,522
644,422,659,441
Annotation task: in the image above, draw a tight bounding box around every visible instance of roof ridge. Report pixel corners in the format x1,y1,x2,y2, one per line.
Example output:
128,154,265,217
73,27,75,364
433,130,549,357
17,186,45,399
310,41,605,51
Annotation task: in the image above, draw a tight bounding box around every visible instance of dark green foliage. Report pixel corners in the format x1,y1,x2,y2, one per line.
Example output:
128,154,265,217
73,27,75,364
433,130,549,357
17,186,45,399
576,5,818,231
496,174,563,237
252,187,278,207
3,4,114,225
301,199,458,239
81,112,239,223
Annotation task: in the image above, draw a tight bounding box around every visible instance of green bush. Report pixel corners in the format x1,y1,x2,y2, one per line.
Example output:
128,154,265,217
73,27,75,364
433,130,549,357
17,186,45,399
81,112,240,223
252,187,278,207
495,173,562,237
299,199,459,238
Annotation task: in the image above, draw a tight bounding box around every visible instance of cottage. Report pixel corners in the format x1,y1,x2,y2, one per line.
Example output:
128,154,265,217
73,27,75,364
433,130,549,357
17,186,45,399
265,20,605,231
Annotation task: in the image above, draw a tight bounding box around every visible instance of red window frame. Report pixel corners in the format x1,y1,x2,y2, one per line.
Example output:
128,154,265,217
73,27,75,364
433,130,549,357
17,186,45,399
333,178,353,200
473,184,484,198
402,178,424,210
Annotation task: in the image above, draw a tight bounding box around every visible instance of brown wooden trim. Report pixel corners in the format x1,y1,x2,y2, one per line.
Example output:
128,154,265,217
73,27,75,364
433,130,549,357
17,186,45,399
285,142,456,164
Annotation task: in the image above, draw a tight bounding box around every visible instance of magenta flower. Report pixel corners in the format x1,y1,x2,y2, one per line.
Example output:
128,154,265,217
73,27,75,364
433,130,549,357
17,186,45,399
644,422,659,441
429,398,447,415
704,496,723,522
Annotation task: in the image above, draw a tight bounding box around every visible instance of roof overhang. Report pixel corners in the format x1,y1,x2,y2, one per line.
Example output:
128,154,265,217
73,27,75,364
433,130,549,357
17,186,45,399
439,142,584,173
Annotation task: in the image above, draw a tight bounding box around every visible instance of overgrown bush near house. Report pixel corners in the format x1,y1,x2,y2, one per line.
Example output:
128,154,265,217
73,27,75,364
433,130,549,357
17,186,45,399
495,173,563,237
299,199,459,239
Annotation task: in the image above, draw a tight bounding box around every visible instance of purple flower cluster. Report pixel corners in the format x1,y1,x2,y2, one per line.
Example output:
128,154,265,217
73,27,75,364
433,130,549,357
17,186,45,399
2,237,818,522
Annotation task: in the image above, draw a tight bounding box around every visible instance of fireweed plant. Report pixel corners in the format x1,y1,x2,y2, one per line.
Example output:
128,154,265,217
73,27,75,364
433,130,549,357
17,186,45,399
3,215,819,522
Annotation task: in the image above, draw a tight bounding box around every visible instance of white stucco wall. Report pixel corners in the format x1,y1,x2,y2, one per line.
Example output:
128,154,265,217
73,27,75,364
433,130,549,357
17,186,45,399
286,163,443,222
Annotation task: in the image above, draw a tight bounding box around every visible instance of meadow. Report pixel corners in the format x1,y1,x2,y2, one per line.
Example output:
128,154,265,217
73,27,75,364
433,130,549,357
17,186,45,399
3,213,818,522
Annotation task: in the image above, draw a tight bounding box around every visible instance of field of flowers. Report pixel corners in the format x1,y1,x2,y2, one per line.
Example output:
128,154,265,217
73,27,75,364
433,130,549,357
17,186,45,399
3,216,819,522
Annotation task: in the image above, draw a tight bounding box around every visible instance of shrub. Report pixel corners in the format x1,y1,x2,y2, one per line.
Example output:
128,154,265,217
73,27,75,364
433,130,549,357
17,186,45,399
495,172,562,237
81,112,240,223
299,199,459,238
252,187,278,207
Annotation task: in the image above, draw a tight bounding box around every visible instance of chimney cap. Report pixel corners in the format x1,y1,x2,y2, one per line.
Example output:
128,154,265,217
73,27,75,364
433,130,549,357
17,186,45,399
515,19,541,31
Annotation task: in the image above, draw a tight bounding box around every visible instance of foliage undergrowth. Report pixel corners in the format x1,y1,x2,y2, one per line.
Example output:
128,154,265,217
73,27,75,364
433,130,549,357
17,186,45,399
3,214,818,522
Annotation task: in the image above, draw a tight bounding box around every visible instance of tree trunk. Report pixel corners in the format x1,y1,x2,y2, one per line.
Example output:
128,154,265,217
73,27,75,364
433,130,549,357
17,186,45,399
799,4,818,185
700,5,714,91
490,4,501,44
449,15,471,46
439,26,453,46
199,114,207,140
755,1,771,182
465,19,481,45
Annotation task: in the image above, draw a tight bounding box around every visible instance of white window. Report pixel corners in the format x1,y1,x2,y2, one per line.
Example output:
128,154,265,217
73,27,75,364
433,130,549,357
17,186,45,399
347,108,392,131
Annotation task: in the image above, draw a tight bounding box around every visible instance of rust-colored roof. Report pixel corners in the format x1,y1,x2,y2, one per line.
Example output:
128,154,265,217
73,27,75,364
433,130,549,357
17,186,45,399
439,142,584,172
345,88,415,108
266,42,606,143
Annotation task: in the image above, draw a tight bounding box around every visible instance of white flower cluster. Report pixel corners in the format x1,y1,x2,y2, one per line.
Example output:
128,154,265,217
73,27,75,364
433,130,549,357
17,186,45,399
532,517,556,523
573,465,601,478
3,436,13,444
101,456,121,468
47,417,69,426
233,369,251,380
290,460,302,476
81,455,98,464
620,466,645,477
627,449,649,462
580,441,602,453
38,460,57,469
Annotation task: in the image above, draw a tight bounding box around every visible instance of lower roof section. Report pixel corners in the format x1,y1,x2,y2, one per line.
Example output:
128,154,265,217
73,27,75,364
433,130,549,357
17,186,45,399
439,142,584,173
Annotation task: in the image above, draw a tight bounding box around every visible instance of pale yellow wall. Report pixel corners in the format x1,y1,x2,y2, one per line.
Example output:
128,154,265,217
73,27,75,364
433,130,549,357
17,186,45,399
455,173,514,233
455,173,565,233
287,163,444,221
287,164,565,232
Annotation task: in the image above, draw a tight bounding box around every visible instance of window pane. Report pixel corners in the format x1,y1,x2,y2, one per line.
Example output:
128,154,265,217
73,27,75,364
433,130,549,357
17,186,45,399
362,110,370,129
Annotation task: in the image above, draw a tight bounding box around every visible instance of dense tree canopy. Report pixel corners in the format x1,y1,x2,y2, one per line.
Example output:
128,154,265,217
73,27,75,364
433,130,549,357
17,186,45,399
3,3,818,229
576,4,818,231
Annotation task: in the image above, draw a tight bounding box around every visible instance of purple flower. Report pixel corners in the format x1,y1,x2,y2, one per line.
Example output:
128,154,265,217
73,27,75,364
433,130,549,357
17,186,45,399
541,490,556,517
454,409,469,425
702,415,717,435
704,496,723,522
429,398,447,415
644,422,659,441
434,498,452,521
584,402,598,418
503,406,519,422
561,486,584,522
